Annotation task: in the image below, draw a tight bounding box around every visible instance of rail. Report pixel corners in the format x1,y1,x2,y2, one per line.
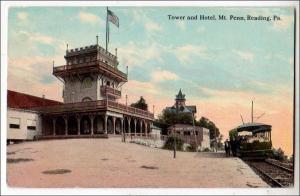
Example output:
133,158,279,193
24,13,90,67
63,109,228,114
100,86,121,97
33,99,154,119
246,160,294,187
53,60,127,79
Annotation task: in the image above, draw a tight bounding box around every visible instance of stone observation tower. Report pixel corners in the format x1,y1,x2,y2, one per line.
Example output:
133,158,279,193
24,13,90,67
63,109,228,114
36,39,154,138
55,40,126,103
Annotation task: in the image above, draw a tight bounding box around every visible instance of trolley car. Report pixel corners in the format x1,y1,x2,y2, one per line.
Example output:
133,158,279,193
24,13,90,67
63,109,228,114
229,122,272,159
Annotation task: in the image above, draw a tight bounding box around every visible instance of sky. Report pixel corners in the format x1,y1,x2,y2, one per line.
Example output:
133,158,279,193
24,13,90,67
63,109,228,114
7,6,295,155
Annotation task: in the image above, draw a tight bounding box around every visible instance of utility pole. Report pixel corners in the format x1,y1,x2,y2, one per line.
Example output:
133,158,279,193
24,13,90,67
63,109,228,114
251,100,254,123
173,125,176,158
240,114,244,124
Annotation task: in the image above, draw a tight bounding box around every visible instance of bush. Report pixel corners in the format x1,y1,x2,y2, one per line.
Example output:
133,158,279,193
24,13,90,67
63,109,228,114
202,147,211,152
163,135,184,151
270,148,287,161
183,143,195,152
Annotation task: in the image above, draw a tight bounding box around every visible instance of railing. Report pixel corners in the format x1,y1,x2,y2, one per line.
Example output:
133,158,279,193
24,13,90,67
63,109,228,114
33,100,107,113
100,86,121,97
107,100,154,119
34,99,154,119
53,60,127,80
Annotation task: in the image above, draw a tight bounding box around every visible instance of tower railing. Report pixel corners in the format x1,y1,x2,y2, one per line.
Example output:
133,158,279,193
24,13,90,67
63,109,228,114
100,85,121,97
53,60,127,80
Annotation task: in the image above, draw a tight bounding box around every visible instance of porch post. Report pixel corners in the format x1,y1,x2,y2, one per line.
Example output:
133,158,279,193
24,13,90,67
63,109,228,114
128,117,131,135
89,114,95,135
76,114,81,135
145,121,148,137
63,115,68,135
134,119,137,136
140,121,142,136
52,117,56,136
121,118,125,142
104,115,108,134
112,116,116,135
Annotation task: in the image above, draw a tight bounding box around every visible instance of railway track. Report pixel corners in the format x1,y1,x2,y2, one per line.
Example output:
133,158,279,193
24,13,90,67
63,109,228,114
246,159,294,187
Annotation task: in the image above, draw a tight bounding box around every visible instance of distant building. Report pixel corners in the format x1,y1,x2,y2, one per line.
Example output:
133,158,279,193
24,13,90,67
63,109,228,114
165,89,196,115
150,125,162,140
165,89,210,149
7,90,61,143
167,124,210,149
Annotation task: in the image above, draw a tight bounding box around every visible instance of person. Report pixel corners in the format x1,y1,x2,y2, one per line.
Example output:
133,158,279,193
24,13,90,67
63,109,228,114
224,140,230,157
230,138,236,156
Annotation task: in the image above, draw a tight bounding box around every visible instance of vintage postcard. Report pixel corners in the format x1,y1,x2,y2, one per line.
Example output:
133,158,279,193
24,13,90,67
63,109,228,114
1,1,299,195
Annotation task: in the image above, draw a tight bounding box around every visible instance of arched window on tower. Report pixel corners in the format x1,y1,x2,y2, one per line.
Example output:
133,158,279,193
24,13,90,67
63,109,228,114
82,97,92,102
82,77,93,88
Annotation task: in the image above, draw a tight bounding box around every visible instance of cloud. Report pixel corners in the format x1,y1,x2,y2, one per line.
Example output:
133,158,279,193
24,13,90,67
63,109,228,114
272,15,293,31
78,11,104,26
17,12,28,21
130,10,163,36
173,44,207,64
31,33,55,45
151,69,179,83
145,21,162,33
118,41,165,68
9,30,66,58
176,21,186,31
123,80,158,96
233,49,254,61
8,55,64,83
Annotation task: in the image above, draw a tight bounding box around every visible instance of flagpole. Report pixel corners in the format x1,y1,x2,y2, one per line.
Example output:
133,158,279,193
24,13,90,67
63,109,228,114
106,7,108,51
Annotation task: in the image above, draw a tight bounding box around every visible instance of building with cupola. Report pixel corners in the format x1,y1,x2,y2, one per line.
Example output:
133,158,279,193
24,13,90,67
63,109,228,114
165,89,210,149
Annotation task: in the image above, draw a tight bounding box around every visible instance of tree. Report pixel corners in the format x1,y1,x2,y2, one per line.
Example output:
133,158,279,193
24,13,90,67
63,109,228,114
130,96,148,111
157,109,193,125
197,117,220,141
216,134,224,149
271,148,288,161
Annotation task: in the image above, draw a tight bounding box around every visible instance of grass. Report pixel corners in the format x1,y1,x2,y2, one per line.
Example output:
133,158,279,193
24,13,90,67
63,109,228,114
42,169,72,175
7,158,34,164
140,165,159,170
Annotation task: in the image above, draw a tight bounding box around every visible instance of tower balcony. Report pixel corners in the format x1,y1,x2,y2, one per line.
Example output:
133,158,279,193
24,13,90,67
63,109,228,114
101,85,121,99
53,60,127,83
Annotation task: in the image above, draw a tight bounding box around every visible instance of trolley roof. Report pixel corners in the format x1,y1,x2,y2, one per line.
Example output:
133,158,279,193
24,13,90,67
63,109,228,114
230,122,271,134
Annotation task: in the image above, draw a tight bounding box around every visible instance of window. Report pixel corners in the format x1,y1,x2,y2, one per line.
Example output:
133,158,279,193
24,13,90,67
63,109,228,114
106,81,110,86
184,131,191,136
82,97,92,102
27,119,37,131
9,118,20,129
82,77,92,88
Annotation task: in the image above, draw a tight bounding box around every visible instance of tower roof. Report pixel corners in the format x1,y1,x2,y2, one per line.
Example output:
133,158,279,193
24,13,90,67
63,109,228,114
176,89,186,100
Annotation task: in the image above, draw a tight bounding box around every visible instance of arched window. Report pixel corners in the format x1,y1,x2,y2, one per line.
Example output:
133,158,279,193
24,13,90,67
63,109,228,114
82,97,92,102
82,77,92,88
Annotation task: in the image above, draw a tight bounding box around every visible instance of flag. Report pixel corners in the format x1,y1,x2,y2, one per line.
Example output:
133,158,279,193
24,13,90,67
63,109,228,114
107,9,119,28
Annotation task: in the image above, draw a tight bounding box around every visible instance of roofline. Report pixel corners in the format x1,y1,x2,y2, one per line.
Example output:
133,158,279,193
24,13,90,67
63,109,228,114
8,90,62,104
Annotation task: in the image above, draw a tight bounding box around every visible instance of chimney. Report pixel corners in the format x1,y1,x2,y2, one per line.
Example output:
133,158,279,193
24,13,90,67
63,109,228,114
42,94,45,106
